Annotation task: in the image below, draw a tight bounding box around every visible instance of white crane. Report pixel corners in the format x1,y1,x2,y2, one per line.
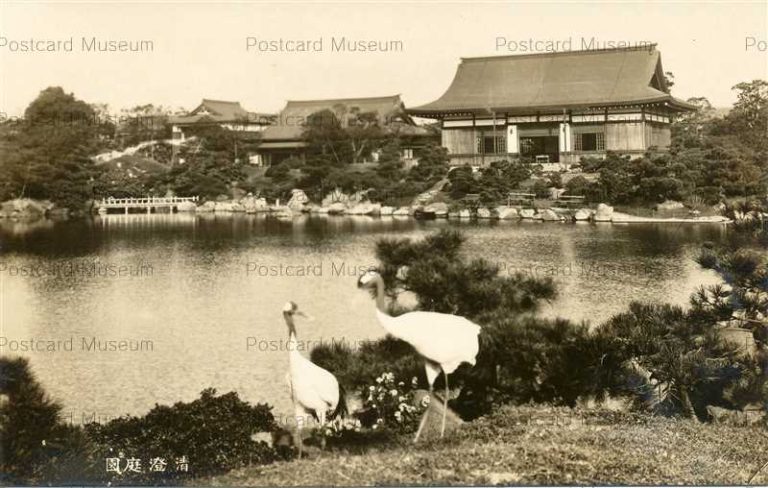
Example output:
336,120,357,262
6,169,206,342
357,271,481,442
282,301,345,457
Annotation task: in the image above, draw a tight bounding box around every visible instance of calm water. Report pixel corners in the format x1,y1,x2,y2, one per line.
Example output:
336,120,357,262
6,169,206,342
0,214,727,424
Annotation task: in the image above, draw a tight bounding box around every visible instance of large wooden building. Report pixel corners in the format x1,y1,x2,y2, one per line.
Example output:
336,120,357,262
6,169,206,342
408,45,696,167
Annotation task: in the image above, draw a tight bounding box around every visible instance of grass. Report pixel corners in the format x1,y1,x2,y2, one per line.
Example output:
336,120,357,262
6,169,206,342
203,405,768,486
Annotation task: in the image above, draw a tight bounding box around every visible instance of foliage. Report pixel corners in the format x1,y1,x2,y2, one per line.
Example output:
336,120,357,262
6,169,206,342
85,388,279,483
692,204,767,410
405,143,449,188
146,126,256,199
118,104,172,147
576,145,763,206
0,357,283,485
593,205,767,419
711,80,768,154
311,337,423,395
575,81,767,207
447,160,532,205
302,106,384,167
564,175,591,196
0,357,64,483
0,87,102,210
597,303,748,419
479,317,607,409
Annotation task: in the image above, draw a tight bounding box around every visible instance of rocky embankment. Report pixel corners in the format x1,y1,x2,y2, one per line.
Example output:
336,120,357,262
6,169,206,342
5,191,746,225
0,198,69,220
184,192,735,224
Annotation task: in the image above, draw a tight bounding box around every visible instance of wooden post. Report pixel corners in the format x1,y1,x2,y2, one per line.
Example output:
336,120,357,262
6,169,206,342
472,113,477,166
492,111,497,166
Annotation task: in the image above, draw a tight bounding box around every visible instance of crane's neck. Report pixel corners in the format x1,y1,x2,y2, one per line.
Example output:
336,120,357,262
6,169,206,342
370,276,405,338
283,311,297,343
372,276,387,314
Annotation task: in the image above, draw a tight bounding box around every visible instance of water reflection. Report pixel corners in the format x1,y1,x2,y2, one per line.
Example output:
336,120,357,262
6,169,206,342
0,214,727,420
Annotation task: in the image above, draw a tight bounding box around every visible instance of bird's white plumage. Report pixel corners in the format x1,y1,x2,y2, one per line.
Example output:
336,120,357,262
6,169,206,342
375,309,480,375
360,272,482,441
287,336,339,415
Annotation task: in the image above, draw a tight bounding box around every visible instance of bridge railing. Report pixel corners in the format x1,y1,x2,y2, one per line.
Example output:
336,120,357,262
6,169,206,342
99,196,199,206
507,192,536,207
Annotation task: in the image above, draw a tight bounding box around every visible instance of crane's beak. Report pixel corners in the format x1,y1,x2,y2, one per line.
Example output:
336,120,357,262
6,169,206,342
294,310,315,321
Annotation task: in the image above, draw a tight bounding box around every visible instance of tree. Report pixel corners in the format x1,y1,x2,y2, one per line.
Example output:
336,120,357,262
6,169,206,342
731,80,768,131
118,104,171,147
663,71,675,93
447,166,475,200
148,125,253,199
345,109,384,165
375,139,404,180
0,357,63,482
597,302,744,419
302,108,386,167
0,87,102,210
405,142,449,189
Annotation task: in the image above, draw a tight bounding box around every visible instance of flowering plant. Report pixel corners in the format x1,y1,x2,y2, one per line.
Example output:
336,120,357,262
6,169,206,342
319,416,362,438
362,372,428,433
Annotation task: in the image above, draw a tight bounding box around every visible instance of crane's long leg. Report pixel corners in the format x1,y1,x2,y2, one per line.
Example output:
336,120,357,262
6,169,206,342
318,410,327,451
440,372,448,438
293,402,304,459
296,423,303,459
412,385,431,443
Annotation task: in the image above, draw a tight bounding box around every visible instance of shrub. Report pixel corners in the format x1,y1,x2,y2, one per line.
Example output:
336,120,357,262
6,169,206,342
85,388,279,483
596,303,750,419
0,360,283,485
564,175,589,196
311,336,423,395
0,357,63,483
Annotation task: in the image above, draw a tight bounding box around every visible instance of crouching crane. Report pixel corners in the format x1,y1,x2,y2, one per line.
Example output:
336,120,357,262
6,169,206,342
357,271,481,442
282,301,346,457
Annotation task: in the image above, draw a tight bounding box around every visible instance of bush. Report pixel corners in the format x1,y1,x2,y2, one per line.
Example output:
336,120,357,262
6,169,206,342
596,302,751,419
0,358,283,485
85,388,279,483
311,336,423,395
0,357,63,483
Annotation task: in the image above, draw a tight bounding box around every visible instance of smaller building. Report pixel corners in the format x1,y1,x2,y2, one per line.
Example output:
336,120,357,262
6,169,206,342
169,99,274,141
255,95,436,167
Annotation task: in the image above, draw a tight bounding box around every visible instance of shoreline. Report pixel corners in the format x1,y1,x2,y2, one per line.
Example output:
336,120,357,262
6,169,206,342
1,209,734,225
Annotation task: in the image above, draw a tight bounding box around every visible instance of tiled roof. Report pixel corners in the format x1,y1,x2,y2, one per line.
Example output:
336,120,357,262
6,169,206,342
169,99,273,125
409,46,696,116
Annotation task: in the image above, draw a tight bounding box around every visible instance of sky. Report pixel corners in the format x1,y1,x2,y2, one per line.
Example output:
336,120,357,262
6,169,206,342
0,1,766,117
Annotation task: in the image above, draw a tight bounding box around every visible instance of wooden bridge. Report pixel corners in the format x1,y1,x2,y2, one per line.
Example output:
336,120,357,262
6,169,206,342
97,196,199,214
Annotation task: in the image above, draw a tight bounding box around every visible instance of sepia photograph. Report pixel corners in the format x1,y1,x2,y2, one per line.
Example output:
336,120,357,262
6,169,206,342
0,1,766,486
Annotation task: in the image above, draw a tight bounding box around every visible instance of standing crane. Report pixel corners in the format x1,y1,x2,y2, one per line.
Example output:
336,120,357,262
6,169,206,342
357,271,481,442
282,301,346,457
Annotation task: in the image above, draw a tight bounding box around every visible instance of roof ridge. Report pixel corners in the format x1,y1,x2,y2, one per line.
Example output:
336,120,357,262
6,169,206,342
285,95,401,105
201,98,242,105
461,44,658,63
